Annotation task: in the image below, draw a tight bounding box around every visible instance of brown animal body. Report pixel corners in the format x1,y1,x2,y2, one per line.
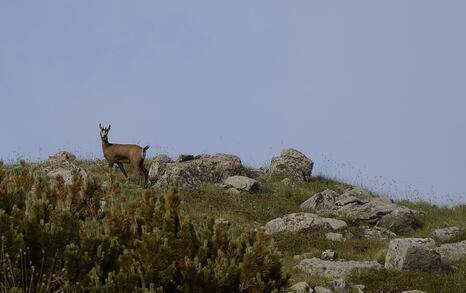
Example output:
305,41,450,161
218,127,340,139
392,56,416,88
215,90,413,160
99,124,149,187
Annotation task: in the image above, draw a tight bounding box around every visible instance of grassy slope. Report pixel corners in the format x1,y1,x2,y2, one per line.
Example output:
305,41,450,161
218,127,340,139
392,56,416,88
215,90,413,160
35,160,466,292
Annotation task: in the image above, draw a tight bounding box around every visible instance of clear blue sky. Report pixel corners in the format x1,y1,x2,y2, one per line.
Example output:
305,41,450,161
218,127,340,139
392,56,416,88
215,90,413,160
1,1,465,205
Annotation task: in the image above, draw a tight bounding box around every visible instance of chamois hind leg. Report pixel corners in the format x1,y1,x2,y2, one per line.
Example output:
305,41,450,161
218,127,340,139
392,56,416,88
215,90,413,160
142,164,149,188
117,162,130,182
136,161,148,188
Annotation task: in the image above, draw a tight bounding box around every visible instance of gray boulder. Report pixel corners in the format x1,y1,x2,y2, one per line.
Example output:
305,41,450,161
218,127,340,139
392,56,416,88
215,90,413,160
431,226,461,242
265,213,347,234
149,153,245,187
385,238,452,273
297,258,382,279
148,154,173,178
300,189,338,214
222,175,265,193
331,278,351,293
289,281,312,293
41,151,91,186
48,151,76,162
301,188,417,234
270,148,313,183
435,240,466,261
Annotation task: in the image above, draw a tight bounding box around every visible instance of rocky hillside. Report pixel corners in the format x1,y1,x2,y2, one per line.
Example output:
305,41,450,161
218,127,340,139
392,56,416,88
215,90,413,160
1,148,465,292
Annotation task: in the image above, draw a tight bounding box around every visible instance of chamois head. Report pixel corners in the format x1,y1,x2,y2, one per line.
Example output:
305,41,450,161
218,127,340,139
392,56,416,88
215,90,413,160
99,124,111,142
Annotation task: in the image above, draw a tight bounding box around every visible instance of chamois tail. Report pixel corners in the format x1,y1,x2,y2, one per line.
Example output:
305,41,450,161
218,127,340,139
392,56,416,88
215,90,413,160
141,145,150,160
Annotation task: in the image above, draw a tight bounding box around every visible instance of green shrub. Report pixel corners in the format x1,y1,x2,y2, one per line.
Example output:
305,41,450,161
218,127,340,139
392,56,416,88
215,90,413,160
0,163,287,292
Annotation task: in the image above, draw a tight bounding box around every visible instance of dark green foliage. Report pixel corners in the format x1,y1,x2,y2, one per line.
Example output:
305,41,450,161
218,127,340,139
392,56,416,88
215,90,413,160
0,162,286,292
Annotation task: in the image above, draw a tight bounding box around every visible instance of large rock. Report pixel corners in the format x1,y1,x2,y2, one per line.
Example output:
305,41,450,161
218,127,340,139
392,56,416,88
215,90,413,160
270,148,313,183
48,151,76,162
265,213,347,234
431,226,461,242
301,188,417,234
41,151,91,185
148,153,245,187
435,240,466,261
385,238,452,273
222,175,265,193
300,189,338,214
297,257,382,279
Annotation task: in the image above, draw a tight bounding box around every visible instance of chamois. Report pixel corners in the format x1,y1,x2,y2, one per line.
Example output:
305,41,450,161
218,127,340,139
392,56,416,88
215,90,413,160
99,124,150,187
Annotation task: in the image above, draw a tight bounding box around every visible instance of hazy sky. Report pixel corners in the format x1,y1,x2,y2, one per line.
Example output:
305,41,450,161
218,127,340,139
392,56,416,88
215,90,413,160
1,1,465,205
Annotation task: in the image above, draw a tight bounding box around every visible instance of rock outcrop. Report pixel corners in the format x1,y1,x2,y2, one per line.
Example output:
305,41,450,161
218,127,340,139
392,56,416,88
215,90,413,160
270,148,313,183
297,257,382,279
265,213,347,234
300,187,417,233
41,151,91,185
385,238,453,273
148,153,245,187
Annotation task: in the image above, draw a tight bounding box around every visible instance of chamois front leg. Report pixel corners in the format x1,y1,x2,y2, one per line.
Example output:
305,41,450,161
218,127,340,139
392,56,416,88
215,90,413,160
143,166,149,188
117,162,130,183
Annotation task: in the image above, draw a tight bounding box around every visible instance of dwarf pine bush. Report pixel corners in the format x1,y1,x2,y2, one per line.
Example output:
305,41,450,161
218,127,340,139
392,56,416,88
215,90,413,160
0,162,287,292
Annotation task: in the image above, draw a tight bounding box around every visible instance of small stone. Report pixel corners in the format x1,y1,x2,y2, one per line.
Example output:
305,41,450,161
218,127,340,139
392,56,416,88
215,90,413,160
314,286,333,293
222,175,264,192
326,232,344,242
321,249,338,260
431,226,461,242
214,218,230,226
289,281,312,293
354,284,365,293
435,240,466,261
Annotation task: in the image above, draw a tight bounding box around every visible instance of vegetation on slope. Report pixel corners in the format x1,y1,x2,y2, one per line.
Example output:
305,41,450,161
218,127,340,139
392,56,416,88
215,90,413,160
1,159,465,292
0,162,286,292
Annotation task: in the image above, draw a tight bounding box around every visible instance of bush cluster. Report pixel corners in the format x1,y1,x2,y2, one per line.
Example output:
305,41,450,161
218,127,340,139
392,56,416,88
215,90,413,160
0,162,287,292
